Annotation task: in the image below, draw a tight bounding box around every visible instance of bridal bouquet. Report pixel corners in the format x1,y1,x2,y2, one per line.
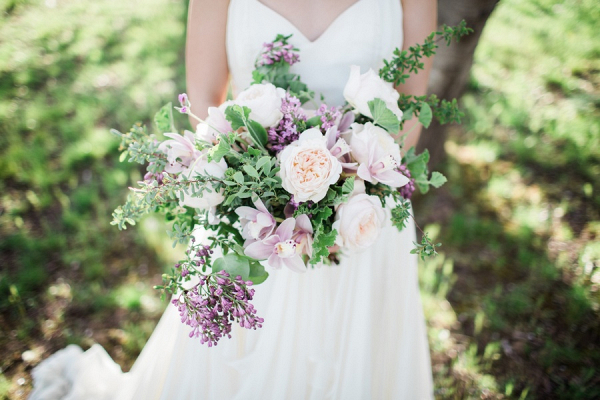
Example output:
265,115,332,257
111,25,471,346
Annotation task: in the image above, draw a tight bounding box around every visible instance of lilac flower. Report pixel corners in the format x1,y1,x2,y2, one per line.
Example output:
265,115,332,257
316,104,342,132
244,218,307,273
172,271,263,347
235,198,276,245
256,40,300,67
267,93,307,152
397,164,416,200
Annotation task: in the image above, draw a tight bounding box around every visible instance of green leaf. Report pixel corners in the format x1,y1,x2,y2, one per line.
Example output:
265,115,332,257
248,260,269,285
154,102,176,133
415,177,430,194
246,119,268,148
233,171,244,184
341,176,355,195
256,156,271,172
429,171,447,188
212,254,250,280
224,105,250,130
210,137,230,162
243,164,260,179
418,102,433,128
368,98,400,132
305,116,322,128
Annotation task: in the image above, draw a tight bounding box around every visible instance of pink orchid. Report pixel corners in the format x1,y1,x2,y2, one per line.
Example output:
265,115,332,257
235,199,276,245
348,123,409,188
196,105,233,145
158,131,201,174
244,218,306,273
293,214,313,258
324,126,357,171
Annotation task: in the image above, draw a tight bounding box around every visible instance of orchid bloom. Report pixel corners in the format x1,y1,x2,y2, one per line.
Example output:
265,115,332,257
348,123,409,188
158,131,201,174
324,126,357,171
293,214,314,258
244,218,306,273
235,199,276,245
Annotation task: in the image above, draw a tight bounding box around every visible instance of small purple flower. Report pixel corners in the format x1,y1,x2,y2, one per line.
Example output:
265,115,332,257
267,93,307,152
244,218,307,273
173,271,263,347
256,40,300,67
397,164,416,200
316,104,342,132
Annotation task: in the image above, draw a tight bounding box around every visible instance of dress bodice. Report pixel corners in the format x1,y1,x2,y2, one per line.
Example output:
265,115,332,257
226,0,403,106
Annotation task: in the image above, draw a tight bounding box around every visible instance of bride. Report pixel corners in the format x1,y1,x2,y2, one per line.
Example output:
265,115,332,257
30,0,436,398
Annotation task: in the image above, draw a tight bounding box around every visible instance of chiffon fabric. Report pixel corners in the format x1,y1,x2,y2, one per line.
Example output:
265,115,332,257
30,0,434,398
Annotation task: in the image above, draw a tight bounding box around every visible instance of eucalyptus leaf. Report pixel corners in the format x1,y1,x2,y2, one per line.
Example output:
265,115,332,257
248,260,269,285
212,254,250,280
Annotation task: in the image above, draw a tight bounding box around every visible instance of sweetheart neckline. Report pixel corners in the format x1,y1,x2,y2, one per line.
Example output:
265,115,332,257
253,0,366,44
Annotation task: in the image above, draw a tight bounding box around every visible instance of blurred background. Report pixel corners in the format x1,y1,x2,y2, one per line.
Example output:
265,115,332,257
0,0,598,398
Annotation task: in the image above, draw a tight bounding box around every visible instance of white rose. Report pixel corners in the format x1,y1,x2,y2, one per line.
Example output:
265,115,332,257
178,153,227,210
332,191,386,252
278,128,342,203
343,65,403,120
234,83,286,128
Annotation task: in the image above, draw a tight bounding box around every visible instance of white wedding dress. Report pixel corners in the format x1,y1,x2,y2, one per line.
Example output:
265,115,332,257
30,0,434,399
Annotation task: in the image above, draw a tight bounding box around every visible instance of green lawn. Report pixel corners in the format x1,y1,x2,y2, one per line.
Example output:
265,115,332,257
1,0,599,398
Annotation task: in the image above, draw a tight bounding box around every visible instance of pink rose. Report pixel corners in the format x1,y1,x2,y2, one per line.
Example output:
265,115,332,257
332,185,386,252
278,128,342,203
343,65,403,120
347,123,409,188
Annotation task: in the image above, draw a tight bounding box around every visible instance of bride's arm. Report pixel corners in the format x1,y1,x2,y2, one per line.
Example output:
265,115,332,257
185,0,230,124
396,0,437,149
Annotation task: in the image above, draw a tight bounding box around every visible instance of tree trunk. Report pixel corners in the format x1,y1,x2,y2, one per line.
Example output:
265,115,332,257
417,0,501,167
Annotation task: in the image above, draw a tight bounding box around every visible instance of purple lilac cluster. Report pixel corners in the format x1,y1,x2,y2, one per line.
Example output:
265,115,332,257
267,94,307,152
316,104,342,132
175,240,213,278
172,271,264,347
397,164,416,200
256,40,300,67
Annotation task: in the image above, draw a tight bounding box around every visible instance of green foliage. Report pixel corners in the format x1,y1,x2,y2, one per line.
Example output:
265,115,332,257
368,98,400,132
251,34,314,103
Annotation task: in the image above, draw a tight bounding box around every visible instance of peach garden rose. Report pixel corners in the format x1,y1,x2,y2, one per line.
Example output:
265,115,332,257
278,128,342,203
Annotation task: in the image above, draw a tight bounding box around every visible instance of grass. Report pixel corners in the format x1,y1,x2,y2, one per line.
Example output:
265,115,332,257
0,0,599,398
417,0,600,398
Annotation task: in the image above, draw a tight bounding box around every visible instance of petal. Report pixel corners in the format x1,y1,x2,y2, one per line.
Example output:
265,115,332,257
283,255,307,273
275,218,296,241
244,241,273,260
295,214,313,234
235,206,260,219
267,253,284,269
